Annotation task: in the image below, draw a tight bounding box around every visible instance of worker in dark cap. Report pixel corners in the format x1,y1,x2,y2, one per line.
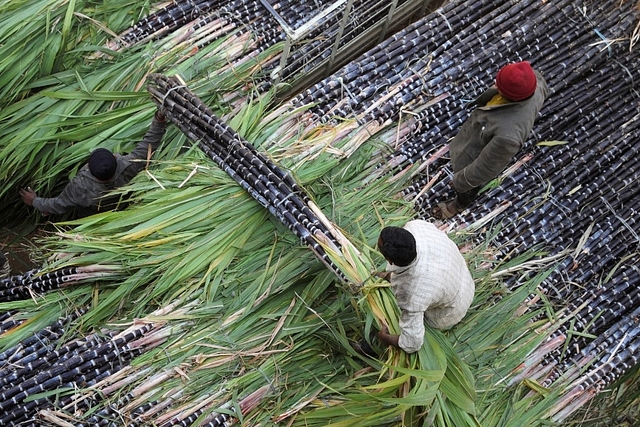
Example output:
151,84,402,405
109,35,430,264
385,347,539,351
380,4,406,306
20,109,167,218
431,61,548,219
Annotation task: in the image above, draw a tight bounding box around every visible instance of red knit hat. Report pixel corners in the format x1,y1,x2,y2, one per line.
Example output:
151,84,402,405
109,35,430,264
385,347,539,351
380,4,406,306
495,61,537,101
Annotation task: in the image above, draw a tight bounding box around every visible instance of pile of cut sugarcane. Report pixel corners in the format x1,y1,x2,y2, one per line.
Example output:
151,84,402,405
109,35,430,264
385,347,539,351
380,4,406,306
0,307,173,426
146,73,353,284
264,0,640,421
0,265,119,303
106,0,418,90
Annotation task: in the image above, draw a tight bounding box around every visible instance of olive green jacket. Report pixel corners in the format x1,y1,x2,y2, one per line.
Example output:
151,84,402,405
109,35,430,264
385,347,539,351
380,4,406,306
449,71,548,193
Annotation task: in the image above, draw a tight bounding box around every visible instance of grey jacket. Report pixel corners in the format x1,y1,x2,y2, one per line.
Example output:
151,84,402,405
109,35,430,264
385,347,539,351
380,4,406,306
33,117,166,218
449,71,549,193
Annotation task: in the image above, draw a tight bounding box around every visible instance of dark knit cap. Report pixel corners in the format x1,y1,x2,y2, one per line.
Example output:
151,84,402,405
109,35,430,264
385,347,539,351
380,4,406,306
495,61,537,101
88,148,117,180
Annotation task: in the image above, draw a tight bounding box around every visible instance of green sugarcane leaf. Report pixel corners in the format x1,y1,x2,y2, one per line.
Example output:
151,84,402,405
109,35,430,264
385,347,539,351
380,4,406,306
522,379,551,397
40,90,145,100
53,0,75,72
24,387,76,402
376,386,439,406
536,140,568,146
41,33,63,76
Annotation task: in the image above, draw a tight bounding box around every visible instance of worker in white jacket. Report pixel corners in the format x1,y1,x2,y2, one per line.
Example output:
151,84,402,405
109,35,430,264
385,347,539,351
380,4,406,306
376,220,475,353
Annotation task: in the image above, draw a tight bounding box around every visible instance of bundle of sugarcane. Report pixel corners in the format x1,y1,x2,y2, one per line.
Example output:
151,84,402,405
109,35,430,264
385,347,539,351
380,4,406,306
489,211,639,396
108,0,293,50
107,0,228,50
512,260,640,367
481,131,638,272
63,369,185,426
540,304,640,422
150,385,270,427
44,342,270,426
509,263,640,368
259,0,420,85
0,264,119,303
496,256,640,413
107,0,274,75
0,310,83,368
146,72,359,284
106,0,418,90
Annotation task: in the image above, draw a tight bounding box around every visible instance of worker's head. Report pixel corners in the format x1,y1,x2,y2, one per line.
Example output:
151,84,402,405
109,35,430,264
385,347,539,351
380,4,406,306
378,226,417,267
495,61,537,101
88,148,117,181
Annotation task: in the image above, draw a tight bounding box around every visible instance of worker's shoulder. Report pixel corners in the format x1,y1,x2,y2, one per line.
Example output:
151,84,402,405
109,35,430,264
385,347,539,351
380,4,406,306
404,218,431,229
533,69,547,82
404,219,443,237
68,167,103,190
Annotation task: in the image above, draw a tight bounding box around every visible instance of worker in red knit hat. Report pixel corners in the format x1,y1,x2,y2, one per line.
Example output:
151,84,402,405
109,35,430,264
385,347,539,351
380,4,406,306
431,61,548,219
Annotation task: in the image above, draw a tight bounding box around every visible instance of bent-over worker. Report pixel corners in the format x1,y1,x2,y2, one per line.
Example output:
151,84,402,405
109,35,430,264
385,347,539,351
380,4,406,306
376,219,475,353
20,110,167,219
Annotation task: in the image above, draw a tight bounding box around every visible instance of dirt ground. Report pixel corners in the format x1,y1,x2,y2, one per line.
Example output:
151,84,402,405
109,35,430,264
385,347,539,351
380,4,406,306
1,225,45,275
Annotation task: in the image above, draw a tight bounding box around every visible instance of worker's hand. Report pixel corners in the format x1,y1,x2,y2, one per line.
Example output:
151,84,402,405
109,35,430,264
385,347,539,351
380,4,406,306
378,324,389,336
377,323,399,348
446,177,457,190
155,110,166,123
19,187,37,206
375,271,391,282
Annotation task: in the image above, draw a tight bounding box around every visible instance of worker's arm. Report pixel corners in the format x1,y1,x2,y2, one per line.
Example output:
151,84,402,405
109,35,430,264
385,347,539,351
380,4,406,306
375,271,391,282
28,179,90,216
122,112,167,175
452,135,521,193
378,309,425,354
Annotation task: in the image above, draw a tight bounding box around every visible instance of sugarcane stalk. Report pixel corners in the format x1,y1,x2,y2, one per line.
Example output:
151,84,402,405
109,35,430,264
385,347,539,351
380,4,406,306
148,73,353,282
